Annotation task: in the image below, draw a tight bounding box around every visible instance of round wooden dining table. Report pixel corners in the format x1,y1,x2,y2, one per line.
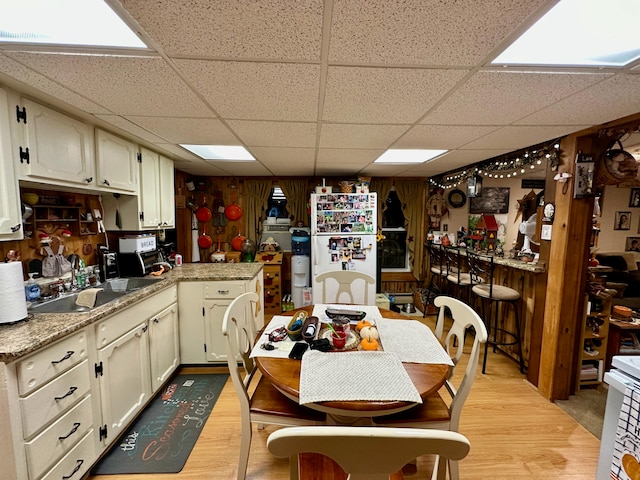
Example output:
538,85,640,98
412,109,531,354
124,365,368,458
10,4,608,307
255,306,450,420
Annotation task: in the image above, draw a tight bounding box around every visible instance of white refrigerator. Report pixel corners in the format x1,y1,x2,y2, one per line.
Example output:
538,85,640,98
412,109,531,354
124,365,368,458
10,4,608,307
310,192,377,305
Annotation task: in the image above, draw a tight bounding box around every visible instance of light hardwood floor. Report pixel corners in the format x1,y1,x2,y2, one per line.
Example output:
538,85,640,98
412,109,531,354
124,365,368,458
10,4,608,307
88,314,601,479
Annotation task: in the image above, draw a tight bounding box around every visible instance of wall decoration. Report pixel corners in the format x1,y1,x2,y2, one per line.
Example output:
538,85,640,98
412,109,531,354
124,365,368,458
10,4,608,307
626,237,640,252
630,188,640,207
615,211,631,230
574,152,596,198
469,187,510,214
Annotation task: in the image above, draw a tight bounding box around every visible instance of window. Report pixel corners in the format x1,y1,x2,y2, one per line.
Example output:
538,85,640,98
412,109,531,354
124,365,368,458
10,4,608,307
380,189,409,272
266,187,288,219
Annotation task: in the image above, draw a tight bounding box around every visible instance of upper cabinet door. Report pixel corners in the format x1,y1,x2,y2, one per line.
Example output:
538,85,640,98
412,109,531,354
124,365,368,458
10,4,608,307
158,154,175,228
0,88,23,239
95,129,139,193
139,147,160,229
16,99,95,187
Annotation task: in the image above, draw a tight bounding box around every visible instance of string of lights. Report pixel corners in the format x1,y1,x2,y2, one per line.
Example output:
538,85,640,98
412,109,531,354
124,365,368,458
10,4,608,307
429,139,562,190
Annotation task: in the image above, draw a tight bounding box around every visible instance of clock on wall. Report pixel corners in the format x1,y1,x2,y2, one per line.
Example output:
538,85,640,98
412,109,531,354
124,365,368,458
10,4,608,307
543,202,555,222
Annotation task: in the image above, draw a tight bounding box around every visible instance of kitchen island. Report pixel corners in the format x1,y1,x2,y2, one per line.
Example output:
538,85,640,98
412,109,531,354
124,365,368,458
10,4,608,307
0,262,263,480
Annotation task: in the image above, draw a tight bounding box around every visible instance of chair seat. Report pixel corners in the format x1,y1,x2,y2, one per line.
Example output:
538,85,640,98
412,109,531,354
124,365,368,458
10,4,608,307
431,266,446,276
251,377,326,422
372,391,451,425
472,283,520,302
446,272,473,286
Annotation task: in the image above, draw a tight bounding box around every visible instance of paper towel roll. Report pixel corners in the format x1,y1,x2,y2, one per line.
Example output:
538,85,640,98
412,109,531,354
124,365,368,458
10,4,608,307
0,262,28,324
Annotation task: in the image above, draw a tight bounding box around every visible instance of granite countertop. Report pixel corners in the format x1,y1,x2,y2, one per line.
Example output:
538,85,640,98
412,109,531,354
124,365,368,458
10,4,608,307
0,263,263,363
429,244,546,273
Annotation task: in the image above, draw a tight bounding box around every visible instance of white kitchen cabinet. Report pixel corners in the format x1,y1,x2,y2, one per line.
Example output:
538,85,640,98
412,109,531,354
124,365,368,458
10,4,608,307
101,147,175,231
0,329,96,480
0,88,23,240
149,302,180,392
159,154,175,228
94,285,177,446
12,97,95,188
95,128,139,193
178,276,263,364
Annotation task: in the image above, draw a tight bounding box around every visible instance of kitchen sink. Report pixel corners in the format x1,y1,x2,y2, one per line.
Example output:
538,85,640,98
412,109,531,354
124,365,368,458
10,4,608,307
28,277,165,313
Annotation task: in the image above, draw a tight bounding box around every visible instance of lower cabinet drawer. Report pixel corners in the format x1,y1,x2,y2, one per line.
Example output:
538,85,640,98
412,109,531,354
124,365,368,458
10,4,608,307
203,281,246,299
20,360,91,438
25,395,93,479
40,429,95,480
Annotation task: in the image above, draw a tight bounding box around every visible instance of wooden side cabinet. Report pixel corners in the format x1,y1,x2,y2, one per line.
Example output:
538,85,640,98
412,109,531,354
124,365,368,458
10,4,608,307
256,251,283,321
576,293,610,389
606,319,640,371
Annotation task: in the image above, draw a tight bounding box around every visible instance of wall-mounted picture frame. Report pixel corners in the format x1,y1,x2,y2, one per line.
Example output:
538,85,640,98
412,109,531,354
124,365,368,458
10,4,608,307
469,187,510,214
615,211,631,230
626,237,640,252
630,188,640,207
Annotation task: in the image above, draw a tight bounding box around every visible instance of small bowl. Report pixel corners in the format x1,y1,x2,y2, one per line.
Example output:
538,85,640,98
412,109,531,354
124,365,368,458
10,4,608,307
286,311,307,341
21,193,39,205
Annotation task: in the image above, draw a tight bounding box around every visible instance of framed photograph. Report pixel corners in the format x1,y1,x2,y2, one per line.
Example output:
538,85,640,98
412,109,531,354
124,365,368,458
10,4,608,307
469,187,510,214
615,211,631,230
626,237,640,252
631,188,640,207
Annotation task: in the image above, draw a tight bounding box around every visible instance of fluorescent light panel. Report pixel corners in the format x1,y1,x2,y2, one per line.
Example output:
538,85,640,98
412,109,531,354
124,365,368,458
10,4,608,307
493,0,640,67
374,149,447,164
0,0,146,48
180,144,256,161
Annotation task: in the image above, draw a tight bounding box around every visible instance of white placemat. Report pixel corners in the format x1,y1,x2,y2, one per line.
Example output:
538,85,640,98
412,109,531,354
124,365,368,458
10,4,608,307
376,318,454,365
312,304,383,324
299,350,422,405
249,315,297,358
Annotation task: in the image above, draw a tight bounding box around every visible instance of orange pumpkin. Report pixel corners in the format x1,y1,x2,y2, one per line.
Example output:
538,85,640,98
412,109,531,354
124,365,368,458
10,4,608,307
356,319,372,332
360,337,379,351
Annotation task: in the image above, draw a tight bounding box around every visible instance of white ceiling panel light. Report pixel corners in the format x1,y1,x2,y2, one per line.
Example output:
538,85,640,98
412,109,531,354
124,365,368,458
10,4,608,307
374,149,447,164
493,0,640,67
0,0,146,49
180,144,256,161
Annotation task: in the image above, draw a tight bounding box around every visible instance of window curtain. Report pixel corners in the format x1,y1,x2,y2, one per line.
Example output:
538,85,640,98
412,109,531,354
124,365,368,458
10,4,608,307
369,178,394,228
279,179,311,227
243,179,272,241
395,180,427,280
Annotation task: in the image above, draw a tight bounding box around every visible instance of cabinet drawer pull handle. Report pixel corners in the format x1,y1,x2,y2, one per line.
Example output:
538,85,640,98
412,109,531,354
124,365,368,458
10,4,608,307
59,422,81,440
10,224,21,232
217,289,229,295
62,459,84,479
54,386,78,401
52,350,74,364
103,179,110,186
85,177,93,183
153,318,159,323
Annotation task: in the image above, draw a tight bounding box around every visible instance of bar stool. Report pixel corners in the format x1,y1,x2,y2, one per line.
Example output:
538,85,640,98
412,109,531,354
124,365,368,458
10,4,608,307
417,243,448,316
467,251,525,374
444,247,473,304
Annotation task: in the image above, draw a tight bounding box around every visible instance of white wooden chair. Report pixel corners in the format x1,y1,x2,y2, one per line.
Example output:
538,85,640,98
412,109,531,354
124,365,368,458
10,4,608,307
315,271,376,304
222,292,326,480
373,295,487,480
267,426,470,480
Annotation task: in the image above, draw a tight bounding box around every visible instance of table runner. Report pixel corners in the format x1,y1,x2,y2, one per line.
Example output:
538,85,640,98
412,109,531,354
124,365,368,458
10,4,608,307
376,318,454,365
249,315,298,358
299,350,422,405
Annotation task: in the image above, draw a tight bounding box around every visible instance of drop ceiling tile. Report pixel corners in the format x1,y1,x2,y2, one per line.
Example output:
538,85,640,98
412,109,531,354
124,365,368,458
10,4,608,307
329,0,549,66
316,148,383,166
94,114,168,143
0,53,110,114
462,125,590,150
3,52,213,117
319,124,408,149
121,0,323,60
323,66,467,123
151,143,208,162
409,149,513,176
517,74,640,126
421,70,611,125
227,121,317,147
126,116,239,144
249,147,315,175
175,60,320,121
209,161,273,176
316,162,377,176
394,125,501,149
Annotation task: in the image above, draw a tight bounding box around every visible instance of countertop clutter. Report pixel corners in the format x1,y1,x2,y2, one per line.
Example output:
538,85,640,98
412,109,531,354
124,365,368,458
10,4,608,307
0,263,263,362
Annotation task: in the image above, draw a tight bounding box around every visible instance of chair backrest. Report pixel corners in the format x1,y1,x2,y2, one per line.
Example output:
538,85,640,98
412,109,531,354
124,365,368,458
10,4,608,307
466,250,495,295
315,271,375,304
433,295,488,431
444,246,468,283
221,292,261,418
428,243,445,273
267,426,470,480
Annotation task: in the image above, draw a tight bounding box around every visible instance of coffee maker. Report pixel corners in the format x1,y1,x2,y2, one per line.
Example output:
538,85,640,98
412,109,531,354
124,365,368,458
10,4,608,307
98,245,119,282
